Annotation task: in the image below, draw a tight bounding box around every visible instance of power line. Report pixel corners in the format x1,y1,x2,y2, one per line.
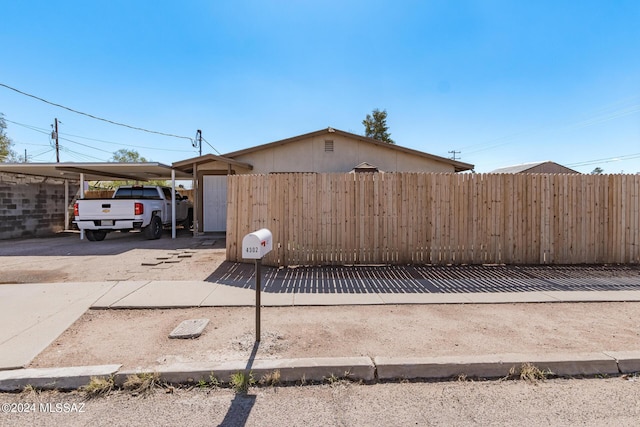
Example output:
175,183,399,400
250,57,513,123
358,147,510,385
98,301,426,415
0,82,194,142
201,136,221,155
6,117,198,153
59,136,114,155
566,152,640,167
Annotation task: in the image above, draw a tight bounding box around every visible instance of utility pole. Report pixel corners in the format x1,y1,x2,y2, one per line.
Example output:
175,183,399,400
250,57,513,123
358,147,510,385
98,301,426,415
52,118,60,162
193,129,202,156
448,150,460,161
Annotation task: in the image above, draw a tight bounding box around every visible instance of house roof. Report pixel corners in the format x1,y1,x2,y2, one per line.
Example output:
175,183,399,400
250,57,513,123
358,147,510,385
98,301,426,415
218,127,474,173
0,162,193,181
172,154,253,174
490,161,579,174
351,161,380,173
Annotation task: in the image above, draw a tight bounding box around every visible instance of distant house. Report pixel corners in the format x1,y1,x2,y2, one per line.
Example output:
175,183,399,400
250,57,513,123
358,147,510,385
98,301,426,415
173,127,474,232
491,161,580,174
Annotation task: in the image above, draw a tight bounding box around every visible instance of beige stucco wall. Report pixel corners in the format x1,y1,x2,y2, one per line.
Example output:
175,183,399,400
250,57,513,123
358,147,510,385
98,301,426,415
231,134,455,173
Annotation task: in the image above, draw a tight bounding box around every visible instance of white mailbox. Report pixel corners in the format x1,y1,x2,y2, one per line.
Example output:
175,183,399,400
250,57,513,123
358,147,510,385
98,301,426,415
242,228,273,259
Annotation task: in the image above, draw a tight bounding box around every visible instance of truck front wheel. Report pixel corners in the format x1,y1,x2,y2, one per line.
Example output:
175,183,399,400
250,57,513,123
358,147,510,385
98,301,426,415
144,215,163,240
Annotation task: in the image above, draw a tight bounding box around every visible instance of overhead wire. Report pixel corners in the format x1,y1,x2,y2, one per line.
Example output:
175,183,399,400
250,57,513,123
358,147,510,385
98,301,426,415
454,94,640,156
5,116,199,156
0,82,194,142
201,137,222,155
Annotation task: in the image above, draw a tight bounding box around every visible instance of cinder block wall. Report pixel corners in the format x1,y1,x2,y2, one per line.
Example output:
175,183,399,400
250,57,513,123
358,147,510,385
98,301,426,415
0,172,79,240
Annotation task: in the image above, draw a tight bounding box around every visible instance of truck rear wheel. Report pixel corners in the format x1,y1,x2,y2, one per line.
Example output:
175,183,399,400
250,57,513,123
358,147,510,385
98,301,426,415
85,230,107,241
144,215,163,240
182,209,193,229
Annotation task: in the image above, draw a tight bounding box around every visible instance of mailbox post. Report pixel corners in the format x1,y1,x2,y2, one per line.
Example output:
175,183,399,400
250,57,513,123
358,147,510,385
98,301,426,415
241,228,273,342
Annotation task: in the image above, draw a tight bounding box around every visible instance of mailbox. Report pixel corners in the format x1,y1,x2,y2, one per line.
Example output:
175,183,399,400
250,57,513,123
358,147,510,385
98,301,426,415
242,228,273,259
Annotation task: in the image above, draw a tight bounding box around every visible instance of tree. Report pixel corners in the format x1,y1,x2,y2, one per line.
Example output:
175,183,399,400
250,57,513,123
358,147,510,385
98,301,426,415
98,148,163,189
590,167,604,175
0,113,17,162
111,148,147,163
362,108,394,144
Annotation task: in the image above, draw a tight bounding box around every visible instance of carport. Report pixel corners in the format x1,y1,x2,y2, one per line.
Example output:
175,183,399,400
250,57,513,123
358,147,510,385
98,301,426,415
0,162,193,239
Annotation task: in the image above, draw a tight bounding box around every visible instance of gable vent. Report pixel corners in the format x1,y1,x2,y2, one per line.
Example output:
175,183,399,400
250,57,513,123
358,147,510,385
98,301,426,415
325,140,334,152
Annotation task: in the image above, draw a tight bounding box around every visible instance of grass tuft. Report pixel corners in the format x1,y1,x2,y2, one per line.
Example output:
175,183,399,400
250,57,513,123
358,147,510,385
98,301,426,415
260,370,281,386
518,363,553,383
230,371,256,394
123,372,161,395
81,376,115,398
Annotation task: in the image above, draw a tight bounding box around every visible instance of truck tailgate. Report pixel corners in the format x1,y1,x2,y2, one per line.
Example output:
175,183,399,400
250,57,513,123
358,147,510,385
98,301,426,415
76,199,135,219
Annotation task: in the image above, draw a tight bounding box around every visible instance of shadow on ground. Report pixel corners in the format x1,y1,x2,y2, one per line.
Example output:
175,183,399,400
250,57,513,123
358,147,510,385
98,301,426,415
205,262,640,294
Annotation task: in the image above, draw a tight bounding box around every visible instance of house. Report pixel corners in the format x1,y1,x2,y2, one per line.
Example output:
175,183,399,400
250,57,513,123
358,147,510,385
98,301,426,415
491,161,580,174
172,127,474,233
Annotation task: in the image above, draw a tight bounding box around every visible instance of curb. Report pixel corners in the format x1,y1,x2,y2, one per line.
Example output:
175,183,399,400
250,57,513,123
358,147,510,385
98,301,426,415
374,353,621,380
1,351,639,392
0,365,121,392
115,357,375,386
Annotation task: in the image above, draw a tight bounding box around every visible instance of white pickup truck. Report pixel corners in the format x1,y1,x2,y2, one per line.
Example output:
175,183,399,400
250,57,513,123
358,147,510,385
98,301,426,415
74,185,193,241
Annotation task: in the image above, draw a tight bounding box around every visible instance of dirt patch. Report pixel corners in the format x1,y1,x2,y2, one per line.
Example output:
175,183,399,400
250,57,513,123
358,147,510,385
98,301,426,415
0,269,69,284
30,302,640,370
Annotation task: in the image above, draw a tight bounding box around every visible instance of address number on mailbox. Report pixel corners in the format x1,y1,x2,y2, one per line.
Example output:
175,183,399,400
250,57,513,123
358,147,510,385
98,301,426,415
242,228,273,259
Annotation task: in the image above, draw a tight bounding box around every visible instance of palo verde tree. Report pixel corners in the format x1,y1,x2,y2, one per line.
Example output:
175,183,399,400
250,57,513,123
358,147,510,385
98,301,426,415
362,108,394,144
111,148,148,163
94,148,160,190
0,113,17,162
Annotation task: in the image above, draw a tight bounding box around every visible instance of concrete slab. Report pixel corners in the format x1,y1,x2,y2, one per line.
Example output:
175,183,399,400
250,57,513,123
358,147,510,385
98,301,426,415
377,293,473,304
200,284,254,306
464,292,560,304
542,291,640,302
169,319,210,339
293,292,385,306
0,282,115,370
0,364,121,391
375,352,619,380
91,281,150,308
604,351,640,373
261,292,295,306
111,281,216,308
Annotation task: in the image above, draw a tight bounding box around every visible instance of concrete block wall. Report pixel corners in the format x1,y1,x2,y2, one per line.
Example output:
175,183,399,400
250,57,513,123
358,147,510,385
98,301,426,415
0,172,79,240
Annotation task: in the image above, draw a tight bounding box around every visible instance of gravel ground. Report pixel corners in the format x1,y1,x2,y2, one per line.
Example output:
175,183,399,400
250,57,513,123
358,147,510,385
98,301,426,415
1,378,640,426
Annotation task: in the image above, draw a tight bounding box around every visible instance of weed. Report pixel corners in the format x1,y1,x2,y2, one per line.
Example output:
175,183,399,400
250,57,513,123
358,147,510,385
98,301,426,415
519,363,553,383
326,373,340,385
209,372,221,388
196,379,208,389
456,373,469,382
81,376,115,398
230,371,256,394
21,384,38,396
123,372,161,395
260,370,281,386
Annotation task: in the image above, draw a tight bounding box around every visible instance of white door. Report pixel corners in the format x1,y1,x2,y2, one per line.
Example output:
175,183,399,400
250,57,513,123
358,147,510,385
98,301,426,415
203,175,227,232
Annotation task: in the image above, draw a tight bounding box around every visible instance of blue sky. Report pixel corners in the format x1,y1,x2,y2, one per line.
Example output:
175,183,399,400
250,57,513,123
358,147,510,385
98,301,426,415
1,0,639,173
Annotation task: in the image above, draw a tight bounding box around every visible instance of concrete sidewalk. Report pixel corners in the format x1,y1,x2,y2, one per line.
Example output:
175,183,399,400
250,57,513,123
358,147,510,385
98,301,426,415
1,279,640,390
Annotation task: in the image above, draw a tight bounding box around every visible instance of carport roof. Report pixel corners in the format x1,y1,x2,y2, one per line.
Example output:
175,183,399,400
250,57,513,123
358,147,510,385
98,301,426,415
0,162,193,181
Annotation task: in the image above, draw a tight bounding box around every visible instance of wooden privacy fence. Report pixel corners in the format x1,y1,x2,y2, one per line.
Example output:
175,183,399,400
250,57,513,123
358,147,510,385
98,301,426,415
226,173,640,267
